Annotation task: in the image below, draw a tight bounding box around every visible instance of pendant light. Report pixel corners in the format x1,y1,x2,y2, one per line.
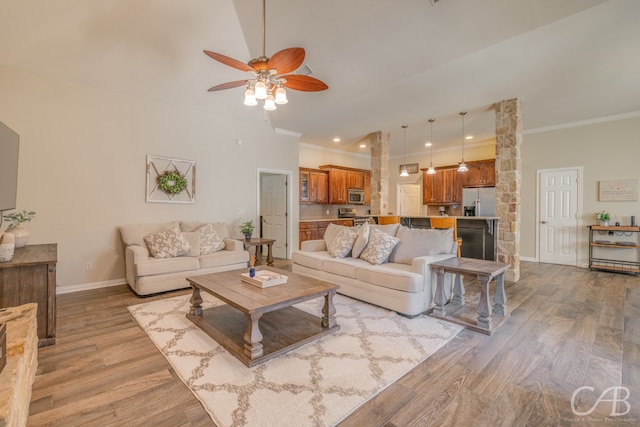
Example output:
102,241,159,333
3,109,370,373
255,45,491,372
400,125,409,177
457,111,468,172
427,119,436,175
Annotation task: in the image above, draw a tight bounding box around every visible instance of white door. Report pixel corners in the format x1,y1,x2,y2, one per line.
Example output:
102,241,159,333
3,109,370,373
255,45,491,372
539,168,579,265
399,184,422,216
261,174,287,259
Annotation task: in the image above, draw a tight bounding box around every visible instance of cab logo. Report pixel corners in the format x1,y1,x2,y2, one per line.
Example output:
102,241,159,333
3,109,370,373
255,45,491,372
571,386,630,416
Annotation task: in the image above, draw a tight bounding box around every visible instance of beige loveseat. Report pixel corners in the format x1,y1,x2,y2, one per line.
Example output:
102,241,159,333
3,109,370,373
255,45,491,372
119,221,249,296
292,223,457,317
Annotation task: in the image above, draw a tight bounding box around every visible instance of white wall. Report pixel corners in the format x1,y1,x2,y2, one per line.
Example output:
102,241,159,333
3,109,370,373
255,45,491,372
522,115,640,265
299,143,370,170
0,66,299,289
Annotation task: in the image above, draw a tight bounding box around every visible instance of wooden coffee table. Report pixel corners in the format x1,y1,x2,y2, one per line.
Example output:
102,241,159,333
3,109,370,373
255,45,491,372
186,267,340,367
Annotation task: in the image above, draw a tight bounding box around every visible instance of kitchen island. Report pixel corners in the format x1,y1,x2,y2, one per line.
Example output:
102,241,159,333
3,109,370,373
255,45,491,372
400,216,499,261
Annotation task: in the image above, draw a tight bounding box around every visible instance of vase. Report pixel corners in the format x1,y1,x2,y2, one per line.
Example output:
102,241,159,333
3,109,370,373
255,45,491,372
6,226,29,248
0,232,15,262
244,234,252,241
599,220,610,227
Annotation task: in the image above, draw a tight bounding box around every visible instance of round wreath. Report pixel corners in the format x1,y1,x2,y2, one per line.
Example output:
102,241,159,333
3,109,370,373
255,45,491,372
157,171,187,195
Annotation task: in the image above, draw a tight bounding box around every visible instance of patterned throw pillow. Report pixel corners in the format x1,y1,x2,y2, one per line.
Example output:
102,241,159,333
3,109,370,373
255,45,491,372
328,227,357,258
144,225,190,258
197,223,226,255
351,222,370,258
359,228,401,265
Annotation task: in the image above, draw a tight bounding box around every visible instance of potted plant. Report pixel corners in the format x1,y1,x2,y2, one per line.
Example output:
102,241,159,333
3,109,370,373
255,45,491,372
596,211,611,226
239,220,255,240
2,210,36,248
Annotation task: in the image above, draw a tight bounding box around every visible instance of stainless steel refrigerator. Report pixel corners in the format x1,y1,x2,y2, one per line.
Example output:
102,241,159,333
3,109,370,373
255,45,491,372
462,187,496,217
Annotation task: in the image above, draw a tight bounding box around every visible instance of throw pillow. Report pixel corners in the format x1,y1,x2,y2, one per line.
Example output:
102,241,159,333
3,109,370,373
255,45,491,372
359,228,400,265
197,223,226,254
351,222,370,258
328,227,357,258
389,226,454,264
370,223,401,237
182,232,201,256
323,223,349,249
143,225,190,258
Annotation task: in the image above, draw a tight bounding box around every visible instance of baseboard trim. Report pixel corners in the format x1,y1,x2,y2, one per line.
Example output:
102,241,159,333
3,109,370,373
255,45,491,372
521,256,537,263
57,278,127,295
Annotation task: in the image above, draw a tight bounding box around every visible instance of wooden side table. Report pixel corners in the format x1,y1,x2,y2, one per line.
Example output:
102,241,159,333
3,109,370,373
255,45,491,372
242,238,275,266
430,257,509,335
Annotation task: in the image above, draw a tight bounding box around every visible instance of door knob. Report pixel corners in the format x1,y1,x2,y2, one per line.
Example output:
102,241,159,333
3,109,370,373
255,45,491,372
541,221,548,224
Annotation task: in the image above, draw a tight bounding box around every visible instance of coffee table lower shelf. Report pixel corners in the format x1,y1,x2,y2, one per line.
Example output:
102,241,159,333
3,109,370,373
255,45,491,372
187,305,339,367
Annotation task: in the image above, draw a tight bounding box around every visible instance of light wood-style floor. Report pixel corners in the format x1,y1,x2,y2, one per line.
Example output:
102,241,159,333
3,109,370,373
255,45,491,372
28,261,640,426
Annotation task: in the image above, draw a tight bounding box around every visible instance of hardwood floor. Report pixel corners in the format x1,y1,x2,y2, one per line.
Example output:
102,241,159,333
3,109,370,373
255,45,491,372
28,261,640,426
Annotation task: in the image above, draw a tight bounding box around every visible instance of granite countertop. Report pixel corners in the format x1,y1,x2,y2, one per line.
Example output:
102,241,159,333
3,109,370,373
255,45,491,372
299,218,350,223
402,216,499,220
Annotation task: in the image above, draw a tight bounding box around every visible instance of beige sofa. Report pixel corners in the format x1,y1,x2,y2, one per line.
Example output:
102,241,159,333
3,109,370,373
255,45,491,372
119,221,249,296
292,223,458,317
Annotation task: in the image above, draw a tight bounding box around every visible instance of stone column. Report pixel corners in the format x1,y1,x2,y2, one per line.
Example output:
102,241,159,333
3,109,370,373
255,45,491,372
495,98,522,282
369,131,390,215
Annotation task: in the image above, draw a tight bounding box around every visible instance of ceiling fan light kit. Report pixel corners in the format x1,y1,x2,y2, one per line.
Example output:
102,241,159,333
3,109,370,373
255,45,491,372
204,0,327,111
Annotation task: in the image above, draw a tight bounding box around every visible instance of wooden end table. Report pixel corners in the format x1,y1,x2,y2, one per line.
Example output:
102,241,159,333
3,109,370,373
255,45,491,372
242,238,275,266
186,267,339,367
430,257,510,335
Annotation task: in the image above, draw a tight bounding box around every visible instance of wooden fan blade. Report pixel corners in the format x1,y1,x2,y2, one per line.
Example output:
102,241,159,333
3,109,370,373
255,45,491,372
268,47,305,75
282,74,328,92
203,50,253,73
207,80,249,92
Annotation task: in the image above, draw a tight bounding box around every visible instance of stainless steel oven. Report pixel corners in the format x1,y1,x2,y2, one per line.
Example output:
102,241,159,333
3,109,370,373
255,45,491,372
347,189,365,205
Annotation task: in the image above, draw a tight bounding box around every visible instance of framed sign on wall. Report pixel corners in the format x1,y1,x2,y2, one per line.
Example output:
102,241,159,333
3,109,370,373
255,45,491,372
146,155,196,204
598,179,638,202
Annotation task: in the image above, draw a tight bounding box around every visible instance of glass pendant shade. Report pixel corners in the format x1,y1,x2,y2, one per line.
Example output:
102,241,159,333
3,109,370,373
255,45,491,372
427,165,436,175
457,112,468,172
263,94,277,110
243,87,257,106
274,86,288,104
427,119,436,175
400,167,409,177
400,124,409,177
254,80,268,99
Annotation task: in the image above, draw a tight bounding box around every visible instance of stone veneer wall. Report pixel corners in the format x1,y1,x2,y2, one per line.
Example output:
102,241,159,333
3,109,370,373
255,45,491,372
495,98,522,282
369,131,390,215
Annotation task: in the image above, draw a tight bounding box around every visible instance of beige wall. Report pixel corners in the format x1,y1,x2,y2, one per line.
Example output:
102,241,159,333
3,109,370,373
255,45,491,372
522,115,640,265
299,143,370,170
0,66,299,289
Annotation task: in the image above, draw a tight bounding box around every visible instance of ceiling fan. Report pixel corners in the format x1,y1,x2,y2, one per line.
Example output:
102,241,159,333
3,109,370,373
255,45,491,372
204,0,328,110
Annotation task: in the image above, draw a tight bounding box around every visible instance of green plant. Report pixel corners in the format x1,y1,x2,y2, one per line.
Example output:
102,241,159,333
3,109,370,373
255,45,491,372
596,211,611,222
157,171,187,195
239,220,255,235
3,210,36,230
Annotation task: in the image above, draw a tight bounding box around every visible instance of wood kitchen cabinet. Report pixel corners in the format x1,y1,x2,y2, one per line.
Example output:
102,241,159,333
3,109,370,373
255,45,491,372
319,165,371,205
0,244,57,347
299,219,354,248
347,170,365,190
363,171,371,205
463,160,496,187
422,167,462,204
299,168,329,204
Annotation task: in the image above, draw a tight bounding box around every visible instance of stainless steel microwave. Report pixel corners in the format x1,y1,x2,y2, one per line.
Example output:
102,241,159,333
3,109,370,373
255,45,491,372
348,189,365,204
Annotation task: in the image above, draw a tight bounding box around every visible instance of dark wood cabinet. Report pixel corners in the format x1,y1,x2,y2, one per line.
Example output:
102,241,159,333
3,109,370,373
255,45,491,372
319,165,371,205
0,244,57,347
347,170,365,190
299,168,329,204
463,160,496,187
422,167,462,204
299,219,354,248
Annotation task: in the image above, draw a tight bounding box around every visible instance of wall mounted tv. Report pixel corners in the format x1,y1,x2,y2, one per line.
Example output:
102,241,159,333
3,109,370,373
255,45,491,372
0,121,20,212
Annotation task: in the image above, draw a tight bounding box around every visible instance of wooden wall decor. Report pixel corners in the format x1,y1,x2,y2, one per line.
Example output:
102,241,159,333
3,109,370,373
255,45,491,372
399,163,419,174
146,155,196,204
599,179,638,202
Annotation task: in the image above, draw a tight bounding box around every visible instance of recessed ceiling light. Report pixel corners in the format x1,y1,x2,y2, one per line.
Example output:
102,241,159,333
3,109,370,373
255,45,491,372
465,135,473,140
425,142,432,147
359,143,366,148
333,137,341,142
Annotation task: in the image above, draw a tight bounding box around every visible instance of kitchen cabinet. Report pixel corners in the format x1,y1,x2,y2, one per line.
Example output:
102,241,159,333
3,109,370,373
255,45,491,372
299,219,354,248
463,160,496,187
363,171,371,205
327,168,348,204
319,165,370,205
347,170,365,190
422,167,462,205
299,168,328,204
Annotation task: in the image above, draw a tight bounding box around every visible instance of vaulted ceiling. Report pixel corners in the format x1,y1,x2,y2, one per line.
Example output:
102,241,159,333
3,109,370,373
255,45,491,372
1,0,639,156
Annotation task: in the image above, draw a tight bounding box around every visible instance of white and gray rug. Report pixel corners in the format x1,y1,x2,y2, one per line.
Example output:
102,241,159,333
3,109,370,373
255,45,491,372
128,293,462,427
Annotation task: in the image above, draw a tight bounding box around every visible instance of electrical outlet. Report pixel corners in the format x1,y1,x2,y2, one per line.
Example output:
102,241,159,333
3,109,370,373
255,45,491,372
85,262,93,271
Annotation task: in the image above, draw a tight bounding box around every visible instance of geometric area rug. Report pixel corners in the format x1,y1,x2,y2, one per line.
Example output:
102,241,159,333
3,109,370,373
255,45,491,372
128,293,462,427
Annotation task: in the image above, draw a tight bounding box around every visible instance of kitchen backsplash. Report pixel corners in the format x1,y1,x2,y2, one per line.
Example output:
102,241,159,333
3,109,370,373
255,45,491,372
300,204,371,220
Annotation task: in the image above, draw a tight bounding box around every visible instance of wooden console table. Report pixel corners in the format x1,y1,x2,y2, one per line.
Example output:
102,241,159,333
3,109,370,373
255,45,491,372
0,244,57,346
430,257,509,335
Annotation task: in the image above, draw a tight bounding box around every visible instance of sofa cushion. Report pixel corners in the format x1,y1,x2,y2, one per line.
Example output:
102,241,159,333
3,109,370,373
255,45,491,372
370,223,400,237
120,222,179,247
323,256,369,279
182,232,201,256
199,249,249,269
323,223,347,249
351,222,370,258
292,250,329,271
355,263,424,293
328,227,357,258
359,228,400,265
144,225,191,258
197,224,226,254
135,255,199,276
390,226,454,264
180,221,230,240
